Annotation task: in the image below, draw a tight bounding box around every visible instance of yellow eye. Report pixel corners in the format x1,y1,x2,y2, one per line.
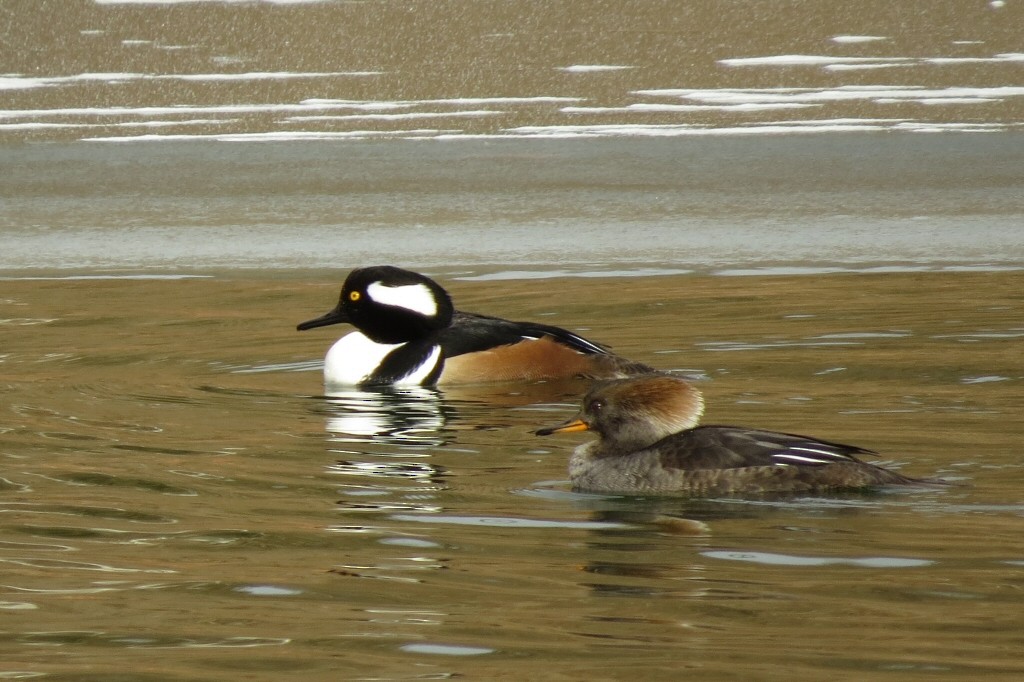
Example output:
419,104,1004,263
349,291,361,302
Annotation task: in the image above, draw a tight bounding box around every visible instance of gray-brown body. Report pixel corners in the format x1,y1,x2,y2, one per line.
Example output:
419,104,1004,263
538,375,929,497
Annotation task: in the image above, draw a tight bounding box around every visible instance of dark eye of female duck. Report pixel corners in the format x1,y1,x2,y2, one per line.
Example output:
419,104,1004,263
587,398,605,414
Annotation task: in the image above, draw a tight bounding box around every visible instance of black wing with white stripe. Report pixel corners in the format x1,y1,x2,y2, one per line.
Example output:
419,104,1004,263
439,310,613,358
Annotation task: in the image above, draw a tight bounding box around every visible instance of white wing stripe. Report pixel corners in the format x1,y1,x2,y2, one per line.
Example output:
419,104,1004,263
521,332,604,354
789,445,848,459
567,333,605,353
773,453,836,465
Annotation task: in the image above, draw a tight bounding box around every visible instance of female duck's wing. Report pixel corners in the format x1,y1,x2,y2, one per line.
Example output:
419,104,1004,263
658,425,879,471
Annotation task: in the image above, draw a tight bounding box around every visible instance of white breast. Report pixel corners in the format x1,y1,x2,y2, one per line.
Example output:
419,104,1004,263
323,332,441,387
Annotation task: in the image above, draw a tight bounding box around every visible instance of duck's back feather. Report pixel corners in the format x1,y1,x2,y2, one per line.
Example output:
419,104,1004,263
437,311,655,383
440,311,610,357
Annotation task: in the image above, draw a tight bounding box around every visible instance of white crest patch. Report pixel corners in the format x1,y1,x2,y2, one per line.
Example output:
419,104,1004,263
366,281,437,317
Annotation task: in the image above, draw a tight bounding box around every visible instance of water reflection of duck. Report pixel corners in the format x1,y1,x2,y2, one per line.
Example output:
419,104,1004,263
322,386,449,446
297,266,652,388
536,374,932,496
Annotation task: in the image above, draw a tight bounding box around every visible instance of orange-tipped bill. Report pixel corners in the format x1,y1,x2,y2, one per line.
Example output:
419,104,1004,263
535,418,590,437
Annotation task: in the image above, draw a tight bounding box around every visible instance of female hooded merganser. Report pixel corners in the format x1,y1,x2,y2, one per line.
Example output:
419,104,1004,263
536,374,928,496
297,266,653,387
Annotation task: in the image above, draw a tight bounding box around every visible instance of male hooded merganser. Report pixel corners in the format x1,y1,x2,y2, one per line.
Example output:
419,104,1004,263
536,374,928,496
297,266,654,387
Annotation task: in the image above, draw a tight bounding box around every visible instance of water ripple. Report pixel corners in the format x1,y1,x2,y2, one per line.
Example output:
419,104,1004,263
326,461,447,481
390,514,630,530
8,630,289,650
24,472,196,496
0,502,176,524
702,550,934,567
400,642,495,656
0,557,176,574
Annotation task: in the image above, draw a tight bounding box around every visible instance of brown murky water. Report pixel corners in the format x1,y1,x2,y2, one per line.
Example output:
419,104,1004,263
3,271,1024,680
3,0,1024,679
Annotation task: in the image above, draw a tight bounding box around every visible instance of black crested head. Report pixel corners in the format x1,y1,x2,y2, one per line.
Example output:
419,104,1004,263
337,266,455,344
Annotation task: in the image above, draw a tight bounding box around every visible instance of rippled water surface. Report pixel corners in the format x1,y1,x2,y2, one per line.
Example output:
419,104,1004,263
3,0,1024,680
3,272,1023,680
